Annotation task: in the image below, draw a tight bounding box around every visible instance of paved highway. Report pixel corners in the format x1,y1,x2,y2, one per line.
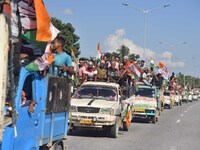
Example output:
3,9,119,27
67,101,200,150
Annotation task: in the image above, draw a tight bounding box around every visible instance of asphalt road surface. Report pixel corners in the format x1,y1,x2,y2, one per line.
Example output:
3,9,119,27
67,101,200,150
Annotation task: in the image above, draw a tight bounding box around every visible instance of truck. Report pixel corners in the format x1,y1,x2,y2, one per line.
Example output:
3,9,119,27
133,83,159,124
0,7,71,150
69,81,135,138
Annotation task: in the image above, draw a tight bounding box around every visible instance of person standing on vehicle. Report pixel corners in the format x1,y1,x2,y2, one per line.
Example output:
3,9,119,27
97,60,107,81
50,36,74,77
107,62,119,82
85,61,97,81
78,61,86,85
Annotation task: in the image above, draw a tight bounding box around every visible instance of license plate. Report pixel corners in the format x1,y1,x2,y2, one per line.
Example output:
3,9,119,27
135,108,145,112
80,119,93,124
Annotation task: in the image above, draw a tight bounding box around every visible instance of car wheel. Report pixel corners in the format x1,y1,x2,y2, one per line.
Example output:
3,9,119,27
156,117,158,122
110,118,119,138
152,117,156,124
53,140,64,150
67,129,73,135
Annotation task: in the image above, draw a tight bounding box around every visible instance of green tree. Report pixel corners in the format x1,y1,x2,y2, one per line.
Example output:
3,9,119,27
51,17,80,57
111,52,120,58
117,45,130,59
176,73,200,89
104,52,113,59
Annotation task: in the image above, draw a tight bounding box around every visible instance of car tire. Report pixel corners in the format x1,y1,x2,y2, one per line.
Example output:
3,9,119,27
110,118,119,138
123,112,132,131
67,129,73,135
152,117,156,124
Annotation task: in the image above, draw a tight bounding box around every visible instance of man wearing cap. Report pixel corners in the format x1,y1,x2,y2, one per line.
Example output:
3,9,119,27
123,55,132,76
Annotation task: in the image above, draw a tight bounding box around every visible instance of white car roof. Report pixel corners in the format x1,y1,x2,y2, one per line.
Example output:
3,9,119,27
81,81,120,88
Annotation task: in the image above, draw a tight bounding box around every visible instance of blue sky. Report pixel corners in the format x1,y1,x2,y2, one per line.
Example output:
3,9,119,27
44,0,200,77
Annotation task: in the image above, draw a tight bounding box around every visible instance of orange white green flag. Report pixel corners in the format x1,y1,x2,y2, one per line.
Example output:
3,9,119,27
96,42,102,61
25,0,60,71
150,57,159,69
158,61,169,79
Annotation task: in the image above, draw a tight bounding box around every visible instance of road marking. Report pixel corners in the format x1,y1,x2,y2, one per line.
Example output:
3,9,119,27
181,114,184,117
184,111,187,113
176,119,181,123
187,108,190,111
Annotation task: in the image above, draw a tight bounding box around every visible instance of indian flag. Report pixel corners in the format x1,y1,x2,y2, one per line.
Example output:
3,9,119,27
150,58,158,69
96,42,102,61
24,0,60,71
128,64,143,79
158,61,169,79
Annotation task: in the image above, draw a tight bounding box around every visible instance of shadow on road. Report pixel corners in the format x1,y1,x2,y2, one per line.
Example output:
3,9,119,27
132,118,153,124
68,129,124,138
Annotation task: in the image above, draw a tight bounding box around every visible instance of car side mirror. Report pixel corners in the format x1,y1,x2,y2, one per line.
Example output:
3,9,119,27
120,95,126,101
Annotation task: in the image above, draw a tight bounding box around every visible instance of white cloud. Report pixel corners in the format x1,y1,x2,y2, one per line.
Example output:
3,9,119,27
161,51,172,59
61,8,73,16
105,28,185,69
105,28,146,57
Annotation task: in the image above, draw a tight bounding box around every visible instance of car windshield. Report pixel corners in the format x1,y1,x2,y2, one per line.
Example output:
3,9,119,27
164,92,170,96
136,87,155,98
75,86,117,101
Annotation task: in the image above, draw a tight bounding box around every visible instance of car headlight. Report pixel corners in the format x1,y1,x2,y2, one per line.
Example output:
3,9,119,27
70,105,77,112
100,108,113,115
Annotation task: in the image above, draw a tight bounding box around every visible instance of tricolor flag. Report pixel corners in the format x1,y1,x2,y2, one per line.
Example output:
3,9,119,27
127,64,143,79
158,61,169,79
22,0,60,71
96,42,102,61
150,57,158,69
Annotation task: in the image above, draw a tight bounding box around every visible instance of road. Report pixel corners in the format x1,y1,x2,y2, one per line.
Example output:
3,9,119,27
66,101,200,150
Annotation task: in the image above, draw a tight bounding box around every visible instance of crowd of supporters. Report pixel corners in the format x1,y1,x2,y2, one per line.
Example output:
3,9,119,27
72,54,172,91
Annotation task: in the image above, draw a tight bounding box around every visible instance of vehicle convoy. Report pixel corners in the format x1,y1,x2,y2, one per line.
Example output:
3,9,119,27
0,3,71,150
69,81,135,138
163,91,173,109
133,83,159,124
